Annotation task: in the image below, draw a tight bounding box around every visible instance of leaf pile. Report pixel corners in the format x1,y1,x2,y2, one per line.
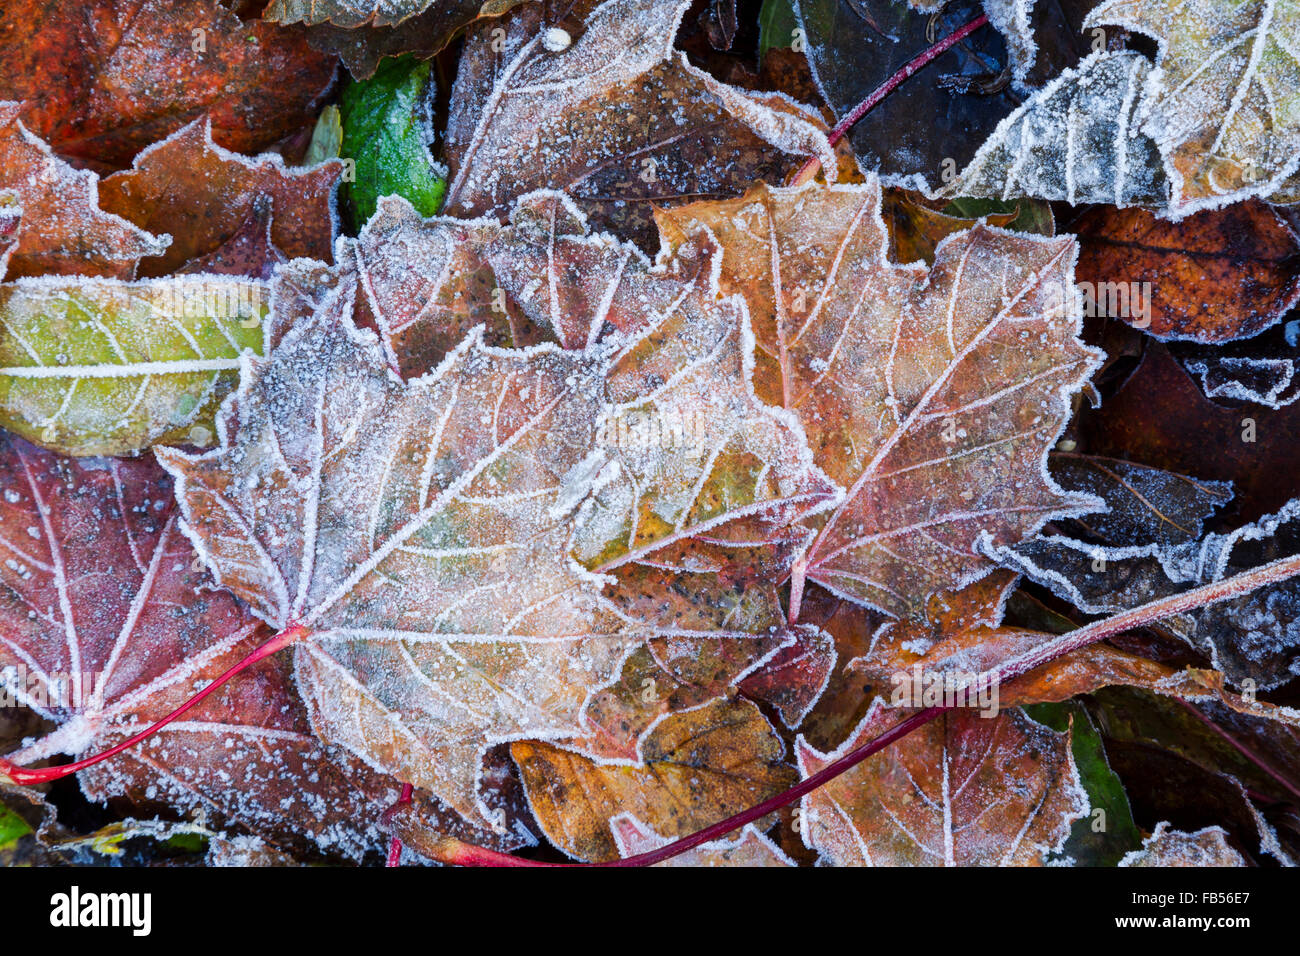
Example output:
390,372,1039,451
3,0,1300,868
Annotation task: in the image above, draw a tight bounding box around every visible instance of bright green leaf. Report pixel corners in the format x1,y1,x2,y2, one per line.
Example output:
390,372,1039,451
339,55,447,226
0,805,32,849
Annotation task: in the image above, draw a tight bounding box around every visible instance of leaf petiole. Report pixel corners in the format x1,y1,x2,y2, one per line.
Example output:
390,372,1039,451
788,12,991,187
0,624,310,787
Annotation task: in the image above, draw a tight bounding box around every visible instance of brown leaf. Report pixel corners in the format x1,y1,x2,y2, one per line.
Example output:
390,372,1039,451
610,813,794,866
1119,822,1246,867
0,0,337,168
1082,343,1300,524
0,104,168,279
657,179,1102,619
441,0,833,247
511,697,796,861
1073,201,1300,342
158,244,830,822
99,120,342,278
797,703,1087,865
274,1,528,79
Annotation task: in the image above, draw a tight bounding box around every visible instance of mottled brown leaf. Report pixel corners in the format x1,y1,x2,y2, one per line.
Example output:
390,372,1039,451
657,179,1102,619
512,697,796,861
797,703,1087,865
442,0,833,247
99,120,342,278
0,0,337,169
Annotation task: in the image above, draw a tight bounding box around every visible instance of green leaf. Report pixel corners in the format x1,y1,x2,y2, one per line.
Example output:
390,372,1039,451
0,805,32,849
1024,702,1141,866
759,0,799,55
339,55,447,226
941,197,1056,237
0,276,266,456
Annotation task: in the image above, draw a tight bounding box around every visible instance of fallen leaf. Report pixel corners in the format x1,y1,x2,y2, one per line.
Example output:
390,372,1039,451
442,0,833,247
0,0,338,168
286,1,528,80
1082,342,1300,522
1086,0,1300,212
337,56,446,225
0,104,168,280
98,120,342,278
0,275,266,456
1118,822,1246,866
1073,201,1300,342
657,179,1102,618
796,702,1088,865
512,697,796,861
942,51,1168,207
610,812,794,866
267,0,471,27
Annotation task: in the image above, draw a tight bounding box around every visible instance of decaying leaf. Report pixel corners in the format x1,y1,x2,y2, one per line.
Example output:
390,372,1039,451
0,436,517,859
610,812,795,866
268,0,474,27
1087,0,1300,212
158,246,827,824
0,104,169,280
442,0,834,247
512,697,796,861
657,179,1102,619
941,52,1168,207
286,1,529,80
0,0,337,168
797,702,1088,866
98,120,342,278
1082,343,1300,522
0,275,266,456
1073,200,1300,342
1118,822,1246,866
157,288,632,824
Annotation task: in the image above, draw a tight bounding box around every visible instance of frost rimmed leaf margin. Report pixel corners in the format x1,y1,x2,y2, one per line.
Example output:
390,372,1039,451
156,198,841,825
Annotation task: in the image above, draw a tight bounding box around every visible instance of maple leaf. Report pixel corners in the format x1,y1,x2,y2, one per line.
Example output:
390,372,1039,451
158,188,843,819
941,51,1169,207
0,104,168,280
441,0,834,246
1087,0,1300,212
98,120,343,278
1073,200,1300,343
610,812,795,866
511,697,796,861
281,191,841,576
656,178,1103,619
0,435,521,858
155,290,637,823
796,702,1088,866
0,275,266,456
0,0,337,169
1118,822,1246,867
